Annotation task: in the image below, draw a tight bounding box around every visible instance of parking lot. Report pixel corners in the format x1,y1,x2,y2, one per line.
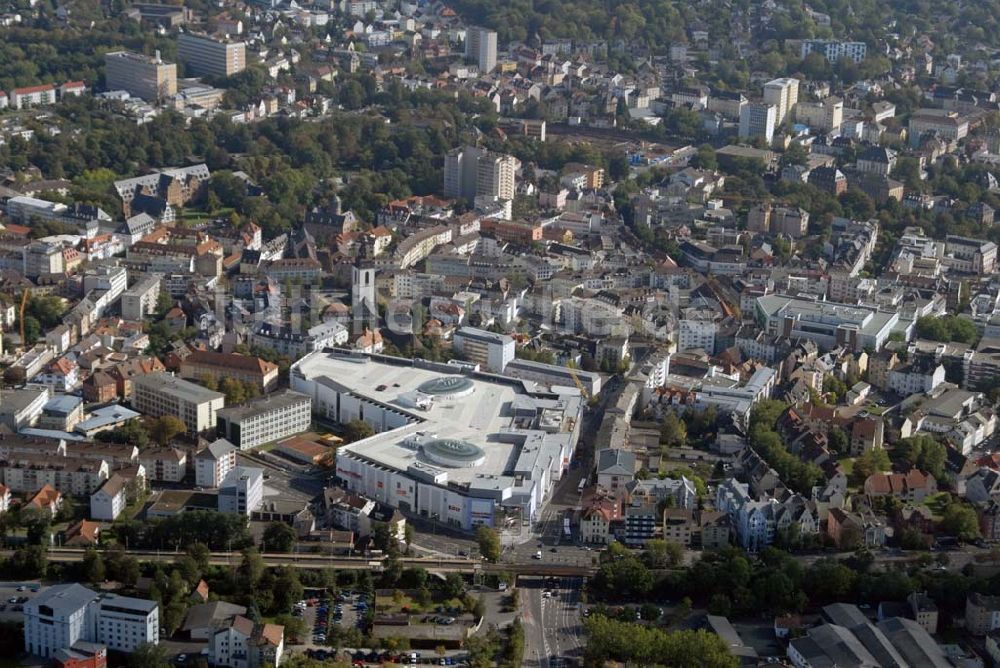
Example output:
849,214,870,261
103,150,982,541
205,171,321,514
0,582,42,623
297,590,363,649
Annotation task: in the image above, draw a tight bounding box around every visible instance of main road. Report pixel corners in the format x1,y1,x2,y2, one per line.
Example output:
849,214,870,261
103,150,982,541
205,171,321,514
520,576,585,667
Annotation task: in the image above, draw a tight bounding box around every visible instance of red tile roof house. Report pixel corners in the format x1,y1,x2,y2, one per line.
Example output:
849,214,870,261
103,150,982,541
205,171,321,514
863,469,938,504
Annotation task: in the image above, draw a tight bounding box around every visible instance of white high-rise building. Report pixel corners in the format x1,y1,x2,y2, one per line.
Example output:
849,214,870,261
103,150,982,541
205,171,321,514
465,27,497,73
739,102,777,143
763,78,799,126
800,40,868,63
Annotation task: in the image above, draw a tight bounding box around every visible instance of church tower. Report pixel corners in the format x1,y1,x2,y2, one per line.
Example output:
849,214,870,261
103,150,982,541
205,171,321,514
351,236,376,332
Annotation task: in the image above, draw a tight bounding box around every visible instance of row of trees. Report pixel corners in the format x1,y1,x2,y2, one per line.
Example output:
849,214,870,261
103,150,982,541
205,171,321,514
748,400,824,494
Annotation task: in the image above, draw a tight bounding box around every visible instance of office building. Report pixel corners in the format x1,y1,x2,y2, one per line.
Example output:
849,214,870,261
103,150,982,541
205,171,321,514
465,27,497,73
443,146,519,203
93,594,159,654
195,438,237,487
179,351,279,392
177,32,246,78
739,102,777,143
795,96,844,132
218,466,264,516
453,327,515,372
763,77,799,125
754,294,907,352
104,50,177,101
800,39,868,63
215,390,312,450
131,373,225,435
24,585,158,659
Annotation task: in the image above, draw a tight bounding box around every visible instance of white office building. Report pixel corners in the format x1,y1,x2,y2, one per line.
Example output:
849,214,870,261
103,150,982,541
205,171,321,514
95,594,159,654
24,584,158,659
218,466,264,516
216,390,312,450
452,327,515,372
131,373,225,435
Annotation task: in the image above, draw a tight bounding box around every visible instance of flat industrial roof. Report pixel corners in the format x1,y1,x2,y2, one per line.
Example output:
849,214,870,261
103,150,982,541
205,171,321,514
296,354,522,485
295,352,580,491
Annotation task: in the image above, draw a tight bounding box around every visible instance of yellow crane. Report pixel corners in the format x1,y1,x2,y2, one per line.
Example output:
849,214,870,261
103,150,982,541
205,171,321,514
565,360,590,401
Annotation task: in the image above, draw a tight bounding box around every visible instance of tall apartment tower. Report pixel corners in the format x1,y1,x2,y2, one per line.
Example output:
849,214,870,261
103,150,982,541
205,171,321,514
465,27,498,73
477,152,518,201
104,50,177,102
739,102,777,143
444,146,519,203
177,32,247,78
763,77,799,126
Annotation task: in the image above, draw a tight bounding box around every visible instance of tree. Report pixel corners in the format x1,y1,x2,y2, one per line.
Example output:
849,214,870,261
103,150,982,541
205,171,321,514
941,502,981,542
475,525,501,563
263,522,297,553
584,616,737,667
238,547,265,590
642,539,683,568
442,573,465,599
593,553,653,598
129,642,171,668
660,412,688,448
272,567,305,614
149,415,186,445
82,548,105,584
343,419,375,443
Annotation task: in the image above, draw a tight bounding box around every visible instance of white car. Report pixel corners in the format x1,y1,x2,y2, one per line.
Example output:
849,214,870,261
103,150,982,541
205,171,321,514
533,551,542,560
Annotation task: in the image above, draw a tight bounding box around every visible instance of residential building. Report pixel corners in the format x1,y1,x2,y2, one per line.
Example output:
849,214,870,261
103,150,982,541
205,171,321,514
795,96,844,131
104,50,177,101
452,327,515,372
595,448,635,492
89,474,126,521
967,593,1000,635
864,469,937,503
888,360,945,395
215,391,312,450
907,591,939,634
194,438,237,488
800,39,868,63
131,373,225,435
218,466,263,516
137,447,187,483
580,495,620,545
176,32,246,78
209,615,284,668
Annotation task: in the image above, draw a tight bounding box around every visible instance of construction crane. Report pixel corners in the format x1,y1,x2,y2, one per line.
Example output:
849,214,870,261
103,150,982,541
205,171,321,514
18,288,28,347
565,360,590,401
